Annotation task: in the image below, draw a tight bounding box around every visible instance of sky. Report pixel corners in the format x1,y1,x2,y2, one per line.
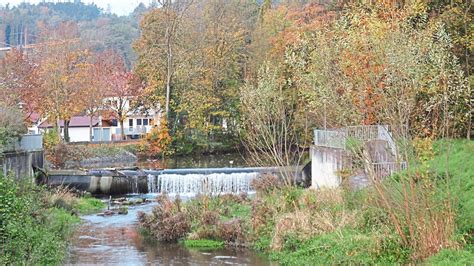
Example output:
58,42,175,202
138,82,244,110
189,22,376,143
0,0,145,16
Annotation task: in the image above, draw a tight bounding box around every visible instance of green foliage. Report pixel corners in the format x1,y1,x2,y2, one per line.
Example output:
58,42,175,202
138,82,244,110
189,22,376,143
269,229,409,265
0,2,140,65
183,239,224,249
430,140,474,242
425,248,474,265
0,104,26,153
43,129,61,152
0,175,79,265
74,197,106,214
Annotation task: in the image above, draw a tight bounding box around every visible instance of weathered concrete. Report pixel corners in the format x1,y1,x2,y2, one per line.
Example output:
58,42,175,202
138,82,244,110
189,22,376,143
47,170,149,195
311,146,352,189
0,150,44,179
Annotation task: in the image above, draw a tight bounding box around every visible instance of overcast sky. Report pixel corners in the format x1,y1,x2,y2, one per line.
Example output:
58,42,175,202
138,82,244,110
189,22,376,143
0,0,146,16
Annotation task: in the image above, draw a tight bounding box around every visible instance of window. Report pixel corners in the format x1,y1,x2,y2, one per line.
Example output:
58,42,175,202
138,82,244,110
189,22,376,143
129,119,133,127
149,119,154,126
143,119,149,126
137,119,142,126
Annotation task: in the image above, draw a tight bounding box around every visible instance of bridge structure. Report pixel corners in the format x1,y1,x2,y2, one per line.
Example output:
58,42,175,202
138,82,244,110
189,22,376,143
311,125,406,189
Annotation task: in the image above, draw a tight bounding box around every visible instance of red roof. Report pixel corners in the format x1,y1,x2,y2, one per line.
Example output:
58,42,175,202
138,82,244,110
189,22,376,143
39,116,99,128
26,112,41,123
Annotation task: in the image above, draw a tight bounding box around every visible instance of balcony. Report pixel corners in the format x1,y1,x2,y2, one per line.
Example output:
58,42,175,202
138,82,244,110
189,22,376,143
116,126,152,136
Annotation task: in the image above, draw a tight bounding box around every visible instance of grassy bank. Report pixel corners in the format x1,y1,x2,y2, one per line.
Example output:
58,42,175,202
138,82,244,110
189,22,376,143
138,139,473,264
0,176,105,264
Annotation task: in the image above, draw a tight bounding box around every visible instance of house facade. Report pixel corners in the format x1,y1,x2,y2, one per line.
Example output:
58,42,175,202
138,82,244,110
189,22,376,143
37,97,161,143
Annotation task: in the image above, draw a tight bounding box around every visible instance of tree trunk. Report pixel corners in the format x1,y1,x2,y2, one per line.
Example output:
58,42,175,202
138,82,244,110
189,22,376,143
120,119,125,140
56,119,61,140
64,120,70,143
89,116,93,142
165,27,172,121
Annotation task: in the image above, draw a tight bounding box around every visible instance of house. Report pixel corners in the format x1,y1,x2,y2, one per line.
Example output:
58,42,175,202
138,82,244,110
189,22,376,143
26,112,44,135
37,96,161,142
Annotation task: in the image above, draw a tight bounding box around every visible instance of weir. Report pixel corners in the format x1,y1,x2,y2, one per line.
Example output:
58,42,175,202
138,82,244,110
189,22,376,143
46,167,278,195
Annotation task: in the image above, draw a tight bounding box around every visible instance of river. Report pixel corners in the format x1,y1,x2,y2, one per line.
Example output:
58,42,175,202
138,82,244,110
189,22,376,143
66,153,274,265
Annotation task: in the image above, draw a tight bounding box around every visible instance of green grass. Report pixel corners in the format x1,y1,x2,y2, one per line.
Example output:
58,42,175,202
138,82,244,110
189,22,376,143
74,197,106,214
425,248,474,264
431,139,474,238
183,239,225,249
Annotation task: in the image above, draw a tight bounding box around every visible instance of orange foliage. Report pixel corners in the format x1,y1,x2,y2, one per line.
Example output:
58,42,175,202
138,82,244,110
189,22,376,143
140,118,172,156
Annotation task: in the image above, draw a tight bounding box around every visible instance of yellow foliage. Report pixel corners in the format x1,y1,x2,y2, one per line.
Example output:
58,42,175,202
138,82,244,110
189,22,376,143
140,118,172,156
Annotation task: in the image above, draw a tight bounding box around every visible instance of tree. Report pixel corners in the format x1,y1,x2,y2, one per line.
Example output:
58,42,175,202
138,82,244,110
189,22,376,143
35,22,88,142
240,64,308,186
0,103,26,153
103,53,141,140
134,0,193,122
79,51,109,141
0,48,40,122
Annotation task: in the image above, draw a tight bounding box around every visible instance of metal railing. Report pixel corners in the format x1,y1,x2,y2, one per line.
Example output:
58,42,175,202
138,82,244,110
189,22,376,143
314,125,397,154
371,161,407,180
314,129,346,149
118,126,152,135
20,134,43,150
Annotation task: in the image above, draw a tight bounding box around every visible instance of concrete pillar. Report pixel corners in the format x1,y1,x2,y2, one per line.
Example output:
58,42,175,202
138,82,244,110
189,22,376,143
311,146,351,189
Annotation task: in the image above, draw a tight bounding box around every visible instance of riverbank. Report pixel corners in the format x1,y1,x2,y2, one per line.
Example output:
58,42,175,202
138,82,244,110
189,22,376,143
138,139,473,264
0,176,105,264
66,195,271,265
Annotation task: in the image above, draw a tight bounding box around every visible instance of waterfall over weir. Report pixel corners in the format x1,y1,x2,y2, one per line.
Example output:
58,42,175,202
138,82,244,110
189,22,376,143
49,167,278,195
146,172,258,195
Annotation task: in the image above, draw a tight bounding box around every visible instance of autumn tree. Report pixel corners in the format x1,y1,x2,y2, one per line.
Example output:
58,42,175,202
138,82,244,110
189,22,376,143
134,0,193,122
79,51,110,141
103,53,141,140
0,48,40,122
35,22,89,142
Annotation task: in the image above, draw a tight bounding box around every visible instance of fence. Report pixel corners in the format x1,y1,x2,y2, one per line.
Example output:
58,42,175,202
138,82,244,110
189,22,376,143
19,134,43,150
313,129,346,149
370,161,407,180
314,125,397,154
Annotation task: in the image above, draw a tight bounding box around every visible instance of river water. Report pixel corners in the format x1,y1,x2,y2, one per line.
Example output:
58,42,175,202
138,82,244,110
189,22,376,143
66,151,274,265
66,197,272,265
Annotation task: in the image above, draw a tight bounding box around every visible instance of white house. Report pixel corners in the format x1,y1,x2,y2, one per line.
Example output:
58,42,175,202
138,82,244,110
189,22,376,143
37,97,162,143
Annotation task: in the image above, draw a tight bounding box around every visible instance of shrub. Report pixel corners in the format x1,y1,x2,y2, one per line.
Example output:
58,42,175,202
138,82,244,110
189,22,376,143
139,118,172,157
218,218,245,243
138,194,191,242
251,173,281,194
0,175,79,265
0,104,26,153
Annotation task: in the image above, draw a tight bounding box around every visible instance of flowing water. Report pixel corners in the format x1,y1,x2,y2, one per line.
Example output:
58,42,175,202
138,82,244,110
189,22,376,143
67,161,274,265
146,172,257,194
66,196,272,265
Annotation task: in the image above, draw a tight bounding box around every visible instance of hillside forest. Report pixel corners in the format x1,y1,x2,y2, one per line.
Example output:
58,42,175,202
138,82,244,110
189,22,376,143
0,0,471,154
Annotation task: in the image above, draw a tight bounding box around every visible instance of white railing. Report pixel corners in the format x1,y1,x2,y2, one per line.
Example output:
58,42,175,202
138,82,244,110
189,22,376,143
120,126,152,135
371,161,407,180
314,125,397,153
346,125,380,142
377,125,398,159
314,129,346,149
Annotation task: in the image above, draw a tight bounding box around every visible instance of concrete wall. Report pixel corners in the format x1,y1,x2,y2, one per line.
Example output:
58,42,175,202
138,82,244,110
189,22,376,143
0,150,44,179
311,146,351,189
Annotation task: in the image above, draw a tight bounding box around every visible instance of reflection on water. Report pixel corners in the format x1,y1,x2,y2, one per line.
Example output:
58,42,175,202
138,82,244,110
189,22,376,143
138,152,249,170
66,199,273,265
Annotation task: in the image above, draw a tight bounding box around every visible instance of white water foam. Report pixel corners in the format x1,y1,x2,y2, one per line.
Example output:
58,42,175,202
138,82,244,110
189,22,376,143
146,172,257,195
